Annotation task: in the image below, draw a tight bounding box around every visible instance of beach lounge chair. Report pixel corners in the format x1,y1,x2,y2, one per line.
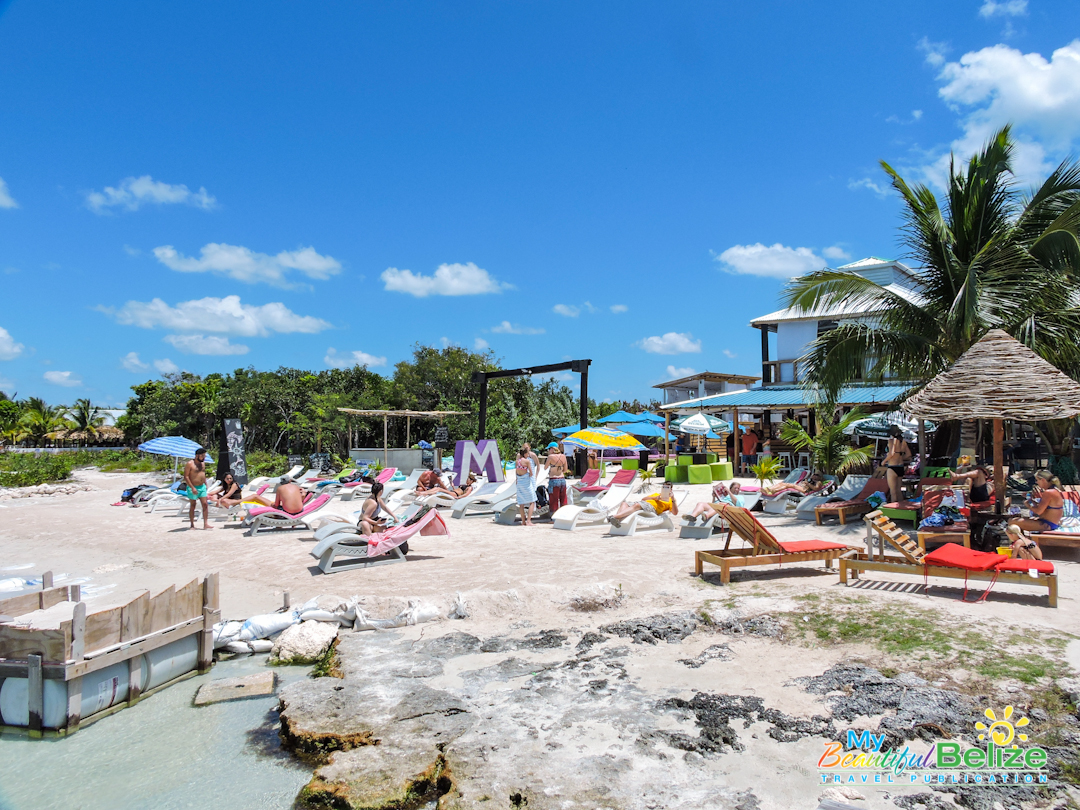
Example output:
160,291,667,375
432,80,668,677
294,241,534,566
607,489,688,536
841,511,1058,607
551,474,638,531
915,482,971,551
147,480,224,513
678,508,733,541
450,476,517,519
759,469,825,514
339,467,397,500
693,505,858,584
794,475,870,520
813,478,890,525
568,469,603,502
244,493,334,536
309,506,449,574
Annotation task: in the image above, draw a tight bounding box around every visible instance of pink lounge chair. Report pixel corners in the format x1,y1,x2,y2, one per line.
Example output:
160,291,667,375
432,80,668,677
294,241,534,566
309,506,450,573
245,493,333,536
573,468,636,500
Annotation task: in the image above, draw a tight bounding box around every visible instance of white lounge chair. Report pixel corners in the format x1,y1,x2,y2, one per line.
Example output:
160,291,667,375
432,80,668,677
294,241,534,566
147,481,223,513
794,474,870,520
309,507,448,574
450,477,517,519
679,510,731,540
551,480,635,531
244,493,334,536
607,489,688,536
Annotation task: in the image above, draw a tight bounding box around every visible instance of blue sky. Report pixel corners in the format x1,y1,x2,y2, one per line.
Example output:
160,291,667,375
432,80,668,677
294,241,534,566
1,0,1078,406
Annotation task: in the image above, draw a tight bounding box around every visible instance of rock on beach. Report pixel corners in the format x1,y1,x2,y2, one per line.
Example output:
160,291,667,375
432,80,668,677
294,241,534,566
270,620,339,665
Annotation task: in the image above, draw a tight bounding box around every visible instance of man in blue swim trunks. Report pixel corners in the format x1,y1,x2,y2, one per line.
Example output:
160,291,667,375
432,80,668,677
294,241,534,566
183,448,213,530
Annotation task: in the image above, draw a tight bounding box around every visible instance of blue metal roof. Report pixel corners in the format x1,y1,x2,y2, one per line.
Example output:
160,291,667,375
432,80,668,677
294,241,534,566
665,385,911,410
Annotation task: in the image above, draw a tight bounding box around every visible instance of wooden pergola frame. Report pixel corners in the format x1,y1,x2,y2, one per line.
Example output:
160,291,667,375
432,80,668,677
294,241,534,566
336,408,471,465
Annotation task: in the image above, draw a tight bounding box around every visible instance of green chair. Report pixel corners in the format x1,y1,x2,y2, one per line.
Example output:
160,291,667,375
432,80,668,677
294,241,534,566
664,465,689,483
706,453,718,464
677,455,694,466
710,462,733,481
687,464,712,485
621,459,639,471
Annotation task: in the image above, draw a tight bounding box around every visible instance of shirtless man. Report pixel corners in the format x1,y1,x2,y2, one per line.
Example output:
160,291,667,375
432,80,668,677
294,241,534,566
246,477,306,514
183,448,212,530
417,467,455,496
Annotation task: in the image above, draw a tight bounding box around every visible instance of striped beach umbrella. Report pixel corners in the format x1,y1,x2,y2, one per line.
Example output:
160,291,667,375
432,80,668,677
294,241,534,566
561,426,648,451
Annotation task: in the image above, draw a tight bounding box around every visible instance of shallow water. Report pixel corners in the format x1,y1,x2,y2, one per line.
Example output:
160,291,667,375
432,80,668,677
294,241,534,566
0,656,312,810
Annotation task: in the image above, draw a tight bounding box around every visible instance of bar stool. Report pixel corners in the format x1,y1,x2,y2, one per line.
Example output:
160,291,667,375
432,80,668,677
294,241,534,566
796,452,811,470
776,452,793,472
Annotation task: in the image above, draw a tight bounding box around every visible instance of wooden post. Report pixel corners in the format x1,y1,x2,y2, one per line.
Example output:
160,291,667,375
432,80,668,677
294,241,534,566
733,408,741,474
66,676,83,733
664,412,670,460
917,419,926,478
68,584,81,603
28,654,43,737
383,416,389,466
199,573,220,672
406,416,411,447
993,418,1005,515
71,600,86,661
42,571,53,589
282,590,291,610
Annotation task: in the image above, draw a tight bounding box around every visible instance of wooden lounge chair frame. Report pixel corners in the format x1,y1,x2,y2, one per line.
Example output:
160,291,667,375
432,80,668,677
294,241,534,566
693,505,858,585
841,511,1057,608
814,479,890,525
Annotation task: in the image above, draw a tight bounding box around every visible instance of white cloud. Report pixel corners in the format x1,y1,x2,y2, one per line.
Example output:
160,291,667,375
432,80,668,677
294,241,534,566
85,175,216,213
979,0,1027,17
715,243,825,279
164,334,250,356
821,245,852,260
665,365,696,378
0,177,17,209
154,359,180,375
0,326,24,360
637,332,702,355
610,304,628,314
153,243,341,287
491,320,544,335
121,351,149,372
918,36,949,67
723,349,737,359
44,370,81,387
848,177,889,198
109,295,330,337
439,337,451,348
474,337,489,351
552,304,579,317
324,348,388,369
381,262,507,297
912,109,923,120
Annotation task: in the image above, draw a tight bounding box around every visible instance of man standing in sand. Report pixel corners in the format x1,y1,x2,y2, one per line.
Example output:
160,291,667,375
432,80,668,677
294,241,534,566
183,448,212,530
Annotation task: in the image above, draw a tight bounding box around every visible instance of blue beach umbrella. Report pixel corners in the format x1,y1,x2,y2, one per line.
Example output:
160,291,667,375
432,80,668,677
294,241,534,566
596,410,652,425
617,421,676,440
138,436,213,481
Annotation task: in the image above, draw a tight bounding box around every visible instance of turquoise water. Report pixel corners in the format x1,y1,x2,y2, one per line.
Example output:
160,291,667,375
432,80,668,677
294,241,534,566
0,657,312,810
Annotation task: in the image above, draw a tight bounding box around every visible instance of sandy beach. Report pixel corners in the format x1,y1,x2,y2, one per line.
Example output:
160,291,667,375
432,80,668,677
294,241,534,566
3,467,1079,810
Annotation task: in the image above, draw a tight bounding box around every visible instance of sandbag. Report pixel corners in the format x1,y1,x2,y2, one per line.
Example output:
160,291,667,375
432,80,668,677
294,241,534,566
212,620,244,649
238,610,299,641
299,609,340,623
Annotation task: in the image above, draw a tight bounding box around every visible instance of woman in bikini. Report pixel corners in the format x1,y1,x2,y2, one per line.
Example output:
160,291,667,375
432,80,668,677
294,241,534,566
1009,469,1064,534
883,425,912,503
1005,524,1043,561
360,481,392,536
209,473,242,508
759,472,829,498
949,465,991,503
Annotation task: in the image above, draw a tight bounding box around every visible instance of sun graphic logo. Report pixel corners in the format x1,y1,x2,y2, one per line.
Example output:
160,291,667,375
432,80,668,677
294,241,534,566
975,705,1030,746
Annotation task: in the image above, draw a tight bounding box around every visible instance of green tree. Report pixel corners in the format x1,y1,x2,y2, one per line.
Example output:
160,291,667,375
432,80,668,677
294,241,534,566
68,398,106,438
779,408,874,476
20,397,71,446
785,126,1080,401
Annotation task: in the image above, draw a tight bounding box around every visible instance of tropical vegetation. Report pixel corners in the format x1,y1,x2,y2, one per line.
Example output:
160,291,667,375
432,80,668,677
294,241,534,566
779,407,874,476
783,125,1080,467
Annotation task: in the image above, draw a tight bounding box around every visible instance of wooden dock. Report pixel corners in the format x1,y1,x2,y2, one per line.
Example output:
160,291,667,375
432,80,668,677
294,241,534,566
0,571,220,737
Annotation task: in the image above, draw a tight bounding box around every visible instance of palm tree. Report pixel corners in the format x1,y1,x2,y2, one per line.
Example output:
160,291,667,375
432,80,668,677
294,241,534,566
20,397,71,446
784,126,1080,404
779,408,874,477
68,398,106,439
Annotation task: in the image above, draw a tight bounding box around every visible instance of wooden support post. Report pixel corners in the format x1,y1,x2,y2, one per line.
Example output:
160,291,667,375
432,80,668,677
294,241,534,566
27,654,43,737
282,590,291,610
664,411,670,460
406,416,411,447
71,600,87,661
42,571,53,589
66,676,83,733
199,573,220,672
917,419,926,478
383,416,388,467
733,408,741,474
993,418,1005,515
68,584,81,603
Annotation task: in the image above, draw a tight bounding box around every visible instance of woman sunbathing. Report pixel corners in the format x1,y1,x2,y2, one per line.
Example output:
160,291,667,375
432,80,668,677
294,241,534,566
208,473,242,508
360,481,392,536
760,473,829,498
683,482,742,524
606,483,678,529
1009,469,1064,533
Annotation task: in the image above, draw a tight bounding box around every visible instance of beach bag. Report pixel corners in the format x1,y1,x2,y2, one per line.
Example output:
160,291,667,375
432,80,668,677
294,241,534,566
535,486,548,508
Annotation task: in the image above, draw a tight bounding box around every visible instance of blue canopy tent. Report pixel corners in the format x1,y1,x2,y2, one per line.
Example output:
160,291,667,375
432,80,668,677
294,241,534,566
551,424,585,436
617,421,677,440
596,410,652,425
637,412,666,423
138,436,213,482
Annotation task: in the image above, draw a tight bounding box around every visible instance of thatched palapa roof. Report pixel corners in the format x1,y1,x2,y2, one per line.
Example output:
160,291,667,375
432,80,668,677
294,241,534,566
903,329,1080,421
